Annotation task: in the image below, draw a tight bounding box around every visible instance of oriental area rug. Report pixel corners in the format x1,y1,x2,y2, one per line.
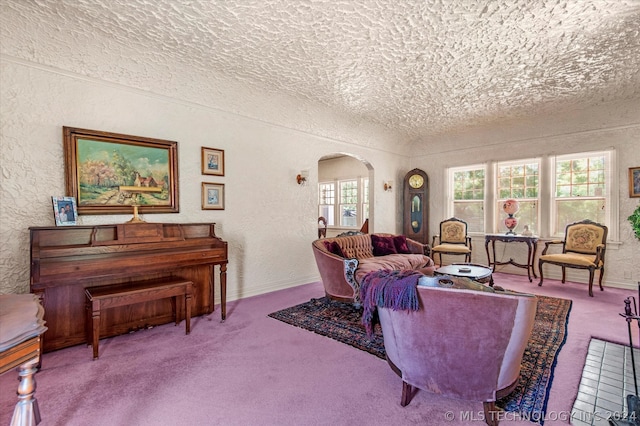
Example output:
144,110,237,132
268,294,572,424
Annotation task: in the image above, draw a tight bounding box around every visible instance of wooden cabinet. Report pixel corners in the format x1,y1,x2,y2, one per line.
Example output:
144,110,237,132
29,222,228,353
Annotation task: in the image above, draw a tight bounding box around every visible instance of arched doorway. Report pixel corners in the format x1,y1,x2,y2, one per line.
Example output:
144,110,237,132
317,153,373,237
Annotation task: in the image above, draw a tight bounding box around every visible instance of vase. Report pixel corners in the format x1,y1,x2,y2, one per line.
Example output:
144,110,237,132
503,199,520,235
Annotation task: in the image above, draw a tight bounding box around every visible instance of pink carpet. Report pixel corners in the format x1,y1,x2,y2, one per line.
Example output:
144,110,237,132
0,273,635,425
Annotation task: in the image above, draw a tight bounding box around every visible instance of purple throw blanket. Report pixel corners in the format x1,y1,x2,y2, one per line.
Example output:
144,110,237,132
360,269,423,336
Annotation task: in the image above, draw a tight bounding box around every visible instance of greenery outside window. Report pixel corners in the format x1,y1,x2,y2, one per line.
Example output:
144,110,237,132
450,165,485,233
446,149,616,240
496,159,540,234
319,177,368,229
552,151,608,236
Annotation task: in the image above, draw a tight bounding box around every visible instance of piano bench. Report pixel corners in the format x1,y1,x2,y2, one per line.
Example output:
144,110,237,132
85,278,193,360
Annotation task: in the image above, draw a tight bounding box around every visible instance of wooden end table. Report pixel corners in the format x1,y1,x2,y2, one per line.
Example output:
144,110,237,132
484,234,539,282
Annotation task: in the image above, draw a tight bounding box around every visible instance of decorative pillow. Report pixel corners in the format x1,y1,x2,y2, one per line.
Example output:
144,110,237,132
393,235,411,254
371,235,398,256
323,241,346,257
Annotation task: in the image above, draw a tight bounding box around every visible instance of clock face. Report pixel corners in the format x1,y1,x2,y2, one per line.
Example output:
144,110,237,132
409,174,424,189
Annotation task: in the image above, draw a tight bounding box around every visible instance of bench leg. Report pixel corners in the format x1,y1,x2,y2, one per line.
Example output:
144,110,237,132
91,307,100,360
185,291,192,335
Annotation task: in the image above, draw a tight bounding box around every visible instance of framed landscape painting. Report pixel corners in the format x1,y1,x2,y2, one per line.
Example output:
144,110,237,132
202,182,224,210
201,147,225,176
630,167,640,198
63,127,179,215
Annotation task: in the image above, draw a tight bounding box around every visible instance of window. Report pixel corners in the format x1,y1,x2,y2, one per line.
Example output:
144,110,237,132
318,182,335,226
361,178,369,223
449,165,485,233
496,159,540,234
318,177,368,229
339,180,358,227
552,151,609,236
446,149,616,240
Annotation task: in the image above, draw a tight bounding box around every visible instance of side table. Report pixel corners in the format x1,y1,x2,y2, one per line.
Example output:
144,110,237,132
0,294,48,426
484,234,539,282
434,263,494,287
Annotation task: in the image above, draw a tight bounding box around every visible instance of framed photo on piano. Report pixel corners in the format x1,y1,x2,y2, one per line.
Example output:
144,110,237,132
52,196,78,226
63,127,179,215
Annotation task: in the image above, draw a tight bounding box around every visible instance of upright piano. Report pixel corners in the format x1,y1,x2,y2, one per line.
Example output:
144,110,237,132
29,222,228,353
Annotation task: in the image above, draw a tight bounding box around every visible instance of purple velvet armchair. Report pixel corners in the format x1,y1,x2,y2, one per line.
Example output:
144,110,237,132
377,285,537,426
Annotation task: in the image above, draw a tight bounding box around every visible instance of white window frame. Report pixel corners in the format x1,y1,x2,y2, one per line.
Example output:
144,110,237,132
445,149,618,241
319,176,368,230
549,150,618,240
494,158,541,235
447,164,487,235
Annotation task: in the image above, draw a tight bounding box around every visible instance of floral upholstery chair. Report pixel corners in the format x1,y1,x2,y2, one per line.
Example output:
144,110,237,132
538,219,608,297
431,217,472,266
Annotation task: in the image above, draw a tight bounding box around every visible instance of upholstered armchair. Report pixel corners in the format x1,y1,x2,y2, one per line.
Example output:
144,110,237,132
538,219,608,297
431,217,472,266
377,285,537,426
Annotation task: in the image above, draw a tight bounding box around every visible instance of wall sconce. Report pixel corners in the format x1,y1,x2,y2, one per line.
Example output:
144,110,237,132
296,170,309,185
383,181,393,192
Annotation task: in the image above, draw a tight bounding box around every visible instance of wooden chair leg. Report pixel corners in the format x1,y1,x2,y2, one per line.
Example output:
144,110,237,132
538,260,544,286
400,381,414,407
561,266,566,283
599,267,605,291
588,269,595,297
483,401,499,426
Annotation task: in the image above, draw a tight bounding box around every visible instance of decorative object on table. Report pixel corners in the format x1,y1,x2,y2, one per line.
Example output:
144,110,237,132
402,168,429,244
51,196,77,226
268,294,571,424
538,219,608,297
117,186,163,223
522,224,533,236
629,204,640,241
630,167,640,198
63,127,179,215
202,182,224,210
201,147,225,176
503,198,520,234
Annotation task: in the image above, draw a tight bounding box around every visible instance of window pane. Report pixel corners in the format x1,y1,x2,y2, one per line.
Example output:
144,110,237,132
453,169,484,200
555,154,605,199
341,205,357,227
496,160,539,234
496,200,538,234
453,201,483,233
555,199,605,234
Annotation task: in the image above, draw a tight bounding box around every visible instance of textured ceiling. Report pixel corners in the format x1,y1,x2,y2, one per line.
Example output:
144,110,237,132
2,0,640,142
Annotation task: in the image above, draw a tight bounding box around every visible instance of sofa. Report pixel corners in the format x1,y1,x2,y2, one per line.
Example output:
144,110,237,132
312,233,435,304
375,277,537,426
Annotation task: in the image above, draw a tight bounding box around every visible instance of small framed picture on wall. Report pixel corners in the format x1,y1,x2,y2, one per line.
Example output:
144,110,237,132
202,147,225,176
52,196,78,226
630,167,640,198
202,183,224,210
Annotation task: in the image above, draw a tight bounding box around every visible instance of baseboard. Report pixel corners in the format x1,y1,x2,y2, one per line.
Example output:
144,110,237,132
216,274,321,304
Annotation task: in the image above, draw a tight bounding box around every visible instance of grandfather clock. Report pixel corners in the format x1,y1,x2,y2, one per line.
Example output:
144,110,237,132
403,168,429,244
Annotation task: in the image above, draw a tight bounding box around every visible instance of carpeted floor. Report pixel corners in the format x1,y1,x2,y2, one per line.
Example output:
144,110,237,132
269,294,572,424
